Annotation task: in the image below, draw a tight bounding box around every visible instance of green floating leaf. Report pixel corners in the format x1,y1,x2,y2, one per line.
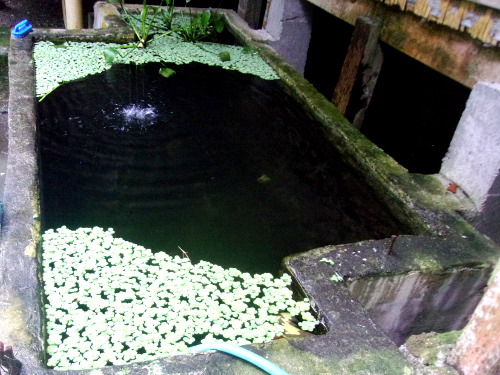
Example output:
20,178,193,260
103,47,120,64
159,67,176,78
219,51,231,62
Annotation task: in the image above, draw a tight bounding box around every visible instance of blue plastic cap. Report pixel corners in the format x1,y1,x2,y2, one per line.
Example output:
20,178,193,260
12,20,33,38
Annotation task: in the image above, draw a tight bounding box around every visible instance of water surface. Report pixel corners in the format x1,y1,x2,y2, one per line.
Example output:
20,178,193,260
39,62,405,274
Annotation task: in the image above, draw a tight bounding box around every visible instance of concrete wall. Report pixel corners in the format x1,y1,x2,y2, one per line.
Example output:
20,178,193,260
348,268,491,345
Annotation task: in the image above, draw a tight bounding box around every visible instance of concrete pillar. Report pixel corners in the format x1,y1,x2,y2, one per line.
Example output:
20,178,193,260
447,260,500,375
262,0,313,74
63,0,83,29
440,82,500,243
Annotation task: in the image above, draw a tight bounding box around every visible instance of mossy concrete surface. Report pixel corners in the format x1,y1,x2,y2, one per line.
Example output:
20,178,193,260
406,331,461,367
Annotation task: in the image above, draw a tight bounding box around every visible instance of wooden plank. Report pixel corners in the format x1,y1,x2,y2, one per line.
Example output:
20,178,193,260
479,13,495,43
467,6,494,40
397,0,408,10
442,0,469,29
437,0,452,24
413,0,431,17
332,17,383,128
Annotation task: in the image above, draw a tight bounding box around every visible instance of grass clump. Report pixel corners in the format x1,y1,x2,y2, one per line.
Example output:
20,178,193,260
42,226,318,370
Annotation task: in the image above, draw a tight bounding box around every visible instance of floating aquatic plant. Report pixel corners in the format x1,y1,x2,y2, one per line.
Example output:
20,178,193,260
42,226,318,370
34,35,278,99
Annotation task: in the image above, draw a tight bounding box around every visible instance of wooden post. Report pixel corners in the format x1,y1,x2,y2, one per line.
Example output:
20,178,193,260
63,0,83,29
332,17,383,128
447,260,500,375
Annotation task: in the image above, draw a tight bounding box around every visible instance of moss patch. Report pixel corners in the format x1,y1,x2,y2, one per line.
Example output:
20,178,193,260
406,331,462,366
0,27,10,48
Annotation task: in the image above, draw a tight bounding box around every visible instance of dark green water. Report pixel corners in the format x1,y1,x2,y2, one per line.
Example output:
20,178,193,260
39,62,405,274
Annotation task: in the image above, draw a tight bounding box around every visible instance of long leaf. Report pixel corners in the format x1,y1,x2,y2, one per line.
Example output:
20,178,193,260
141,2,148,37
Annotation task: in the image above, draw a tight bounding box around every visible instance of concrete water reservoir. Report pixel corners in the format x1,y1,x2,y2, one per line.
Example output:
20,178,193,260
0,4,498,375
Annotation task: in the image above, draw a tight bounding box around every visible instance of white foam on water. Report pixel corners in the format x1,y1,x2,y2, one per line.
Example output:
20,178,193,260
121,104,158,122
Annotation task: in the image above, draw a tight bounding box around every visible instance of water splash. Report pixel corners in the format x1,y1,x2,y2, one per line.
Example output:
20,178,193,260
103,103,160,132
121,104,158,122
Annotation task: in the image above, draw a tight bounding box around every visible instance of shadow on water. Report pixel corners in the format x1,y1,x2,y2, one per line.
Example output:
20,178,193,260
38,62,407,274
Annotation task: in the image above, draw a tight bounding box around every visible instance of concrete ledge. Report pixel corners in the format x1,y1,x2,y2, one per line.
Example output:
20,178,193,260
284,235,497,345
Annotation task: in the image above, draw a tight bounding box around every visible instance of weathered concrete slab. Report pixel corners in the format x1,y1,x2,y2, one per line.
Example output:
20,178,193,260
284,234,498,346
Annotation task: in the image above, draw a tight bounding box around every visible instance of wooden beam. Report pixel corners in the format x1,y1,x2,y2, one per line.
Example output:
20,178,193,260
332,17,383,128
305,0,500,88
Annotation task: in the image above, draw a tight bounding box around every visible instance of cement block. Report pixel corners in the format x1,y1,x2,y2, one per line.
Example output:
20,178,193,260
441,82,500,243
93,1,122,29
441,82,500,210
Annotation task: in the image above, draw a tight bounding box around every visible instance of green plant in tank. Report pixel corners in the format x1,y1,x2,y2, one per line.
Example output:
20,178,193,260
175,6,225,43
104,0,226,63
104,0,173,64
127,0,165,48
42,226,318,370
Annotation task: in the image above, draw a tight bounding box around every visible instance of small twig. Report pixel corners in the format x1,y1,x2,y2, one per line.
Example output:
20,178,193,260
177,246,190,260
388,235,398,255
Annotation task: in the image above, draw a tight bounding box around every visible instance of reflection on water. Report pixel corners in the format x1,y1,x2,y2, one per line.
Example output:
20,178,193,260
38,63,406,275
